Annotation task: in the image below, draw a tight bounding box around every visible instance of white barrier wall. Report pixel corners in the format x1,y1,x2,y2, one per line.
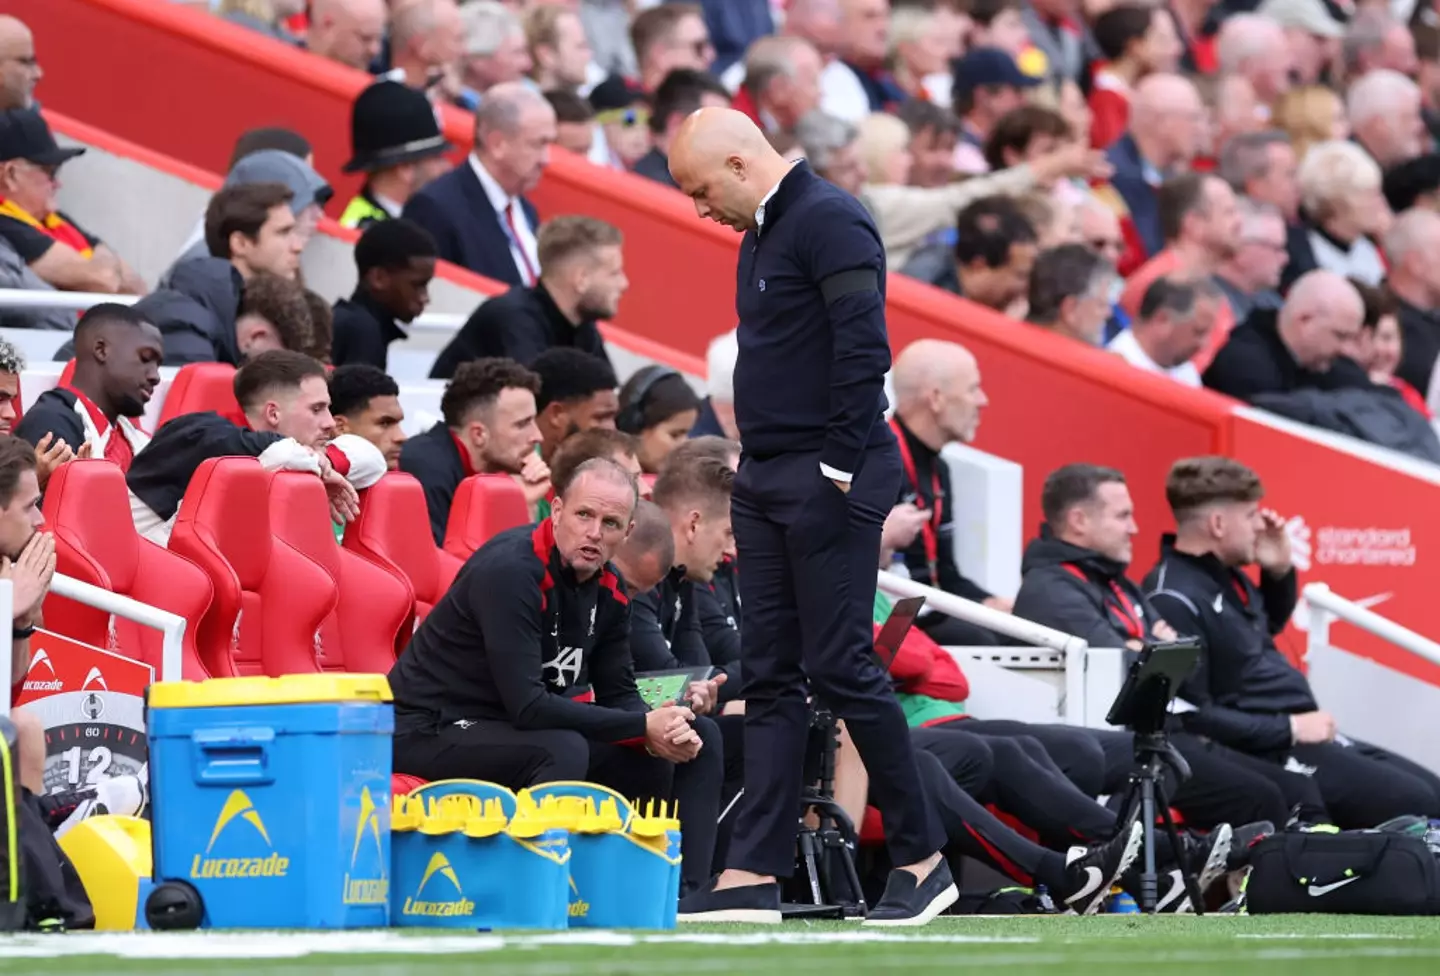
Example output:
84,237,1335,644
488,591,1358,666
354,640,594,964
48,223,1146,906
1308,643,1440,774
944,443,1023,598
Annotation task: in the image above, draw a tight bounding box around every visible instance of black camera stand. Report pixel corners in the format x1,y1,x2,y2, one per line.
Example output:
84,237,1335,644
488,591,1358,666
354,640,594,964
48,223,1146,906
1105,639,1207,915
1110,732,1207,914
782,708,868,920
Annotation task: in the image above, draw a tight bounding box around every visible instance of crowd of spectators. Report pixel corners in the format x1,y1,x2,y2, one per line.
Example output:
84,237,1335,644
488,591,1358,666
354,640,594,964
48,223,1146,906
3,0,1440,919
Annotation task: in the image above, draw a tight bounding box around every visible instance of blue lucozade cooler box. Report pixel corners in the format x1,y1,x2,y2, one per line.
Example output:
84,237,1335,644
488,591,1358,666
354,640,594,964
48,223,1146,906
147,675,394,929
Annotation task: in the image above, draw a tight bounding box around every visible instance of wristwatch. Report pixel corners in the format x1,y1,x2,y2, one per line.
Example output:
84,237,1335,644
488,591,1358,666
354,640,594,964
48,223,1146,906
11,623,34,641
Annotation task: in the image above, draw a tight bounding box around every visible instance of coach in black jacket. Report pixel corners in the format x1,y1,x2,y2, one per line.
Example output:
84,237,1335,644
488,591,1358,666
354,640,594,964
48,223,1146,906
388,459,722,893
1144,456,1440,828
669,111,949,925
1012,462,1317,830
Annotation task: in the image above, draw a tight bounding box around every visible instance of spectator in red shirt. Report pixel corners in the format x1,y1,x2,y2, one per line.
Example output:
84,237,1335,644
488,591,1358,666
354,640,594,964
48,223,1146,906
1088,4,1183,150
1120,172,1242,369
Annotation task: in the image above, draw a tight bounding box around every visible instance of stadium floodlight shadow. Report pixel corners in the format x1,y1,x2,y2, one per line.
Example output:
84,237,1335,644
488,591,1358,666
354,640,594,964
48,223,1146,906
1106,637,1206,915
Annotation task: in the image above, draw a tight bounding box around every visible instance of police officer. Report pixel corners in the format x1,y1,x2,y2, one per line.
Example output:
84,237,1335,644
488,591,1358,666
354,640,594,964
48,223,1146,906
339,81,453,230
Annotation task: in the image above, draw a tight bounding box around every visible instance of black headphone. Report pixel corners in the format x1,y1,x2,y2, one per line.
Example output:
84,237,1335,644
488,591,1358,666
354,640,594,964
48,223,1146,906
617,365,681,434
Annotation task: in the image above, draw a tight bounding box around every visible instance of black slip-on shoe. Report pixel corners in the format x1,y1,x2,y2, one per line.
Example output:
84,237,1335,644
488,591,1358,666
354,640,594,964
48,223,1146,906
862,858,959,927
677,880,783,924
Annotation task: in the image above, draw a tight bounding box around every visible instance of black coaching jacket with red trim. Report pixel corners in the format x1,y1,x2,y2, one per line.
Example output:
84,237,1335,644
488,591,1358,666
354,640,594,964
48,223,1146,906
388,519,649,741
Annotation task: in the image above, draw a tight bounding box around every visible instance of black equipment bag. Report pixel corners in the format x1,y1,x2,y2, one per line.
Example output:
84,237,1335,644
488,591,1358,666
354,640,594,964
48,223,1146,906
1247,831,1440,915
952,887,1058,915
18,790,93,931
0,717,23,931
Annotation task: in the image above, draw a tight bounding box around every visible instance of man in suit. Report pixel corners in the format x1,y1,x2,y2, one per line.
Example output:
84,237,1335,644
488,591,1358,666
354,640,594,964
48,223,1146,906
401,82,555,286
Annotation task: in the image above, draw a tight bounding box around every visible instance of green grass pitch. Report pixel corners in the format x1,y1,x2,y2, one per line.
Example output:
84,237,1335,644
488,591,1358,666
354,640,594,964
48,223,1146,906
2,916,1440,975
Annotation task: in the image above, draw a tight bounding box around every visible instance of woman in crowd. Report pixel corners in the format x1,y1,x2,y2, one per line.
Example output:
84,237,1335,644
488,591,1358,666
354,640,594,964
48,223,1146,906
617,366,702,475
1351,279,1431,419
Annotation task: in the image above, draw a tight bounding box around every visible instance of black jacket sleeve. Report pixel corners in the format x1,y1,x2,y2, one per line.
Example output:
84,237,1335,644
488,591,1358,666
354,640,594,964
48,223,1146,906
472,561,647,741
939,553,992,603
695,585,742,703
629,587,682,672
1147,589,1293,754
588,595,649,718
14,398,86,454
1012,568,1133,648
798,196,890,478
1258,567,1299,636
331,309,388,369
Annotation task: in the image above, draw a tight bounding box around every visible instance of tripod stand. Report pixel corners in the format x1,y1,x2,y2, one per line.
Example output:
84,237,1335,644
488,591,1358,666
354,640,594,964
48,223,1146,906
783,708,868,920
1104,638,1207,915
1111,732,1207,914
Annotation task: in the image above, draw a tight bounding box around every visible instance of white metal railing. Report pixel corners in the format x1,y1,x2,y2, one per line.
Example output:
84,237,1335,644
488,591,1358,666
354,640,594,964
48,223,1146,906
0,574,187,715
876,569,1090,724
0,288,466,334
1304,582,1440,668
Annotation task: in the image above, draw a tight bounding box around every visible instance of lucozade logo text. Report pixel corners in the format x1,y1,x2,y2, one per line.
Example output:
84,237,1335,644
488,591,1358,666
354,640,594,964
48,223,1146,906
190,790,290,879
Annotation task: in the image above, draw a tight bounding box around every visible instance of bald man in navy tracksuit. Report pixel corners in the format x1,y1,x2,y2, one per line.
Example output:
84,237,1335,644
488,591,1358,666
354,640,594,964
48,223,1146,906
670,110,953,927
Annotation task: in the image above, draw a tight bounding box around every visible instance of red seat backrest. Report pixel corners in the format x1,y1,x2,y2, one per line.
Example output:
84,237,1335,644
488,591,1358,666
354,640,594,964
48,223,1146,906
344,473,461,624
58,359,75,387
43,460,214,681
443,474,529,560
267,472,410,674
157,363,244,428
169,458,332,677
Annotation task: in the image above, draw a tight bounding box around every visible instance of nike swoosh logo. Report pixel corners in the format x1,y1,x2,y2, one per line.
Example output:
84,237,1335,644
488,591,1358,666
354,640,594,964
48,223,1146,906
1213,593,1224,613
1067,866,1104,904
1308,877,1361,897
1356,593,1393,611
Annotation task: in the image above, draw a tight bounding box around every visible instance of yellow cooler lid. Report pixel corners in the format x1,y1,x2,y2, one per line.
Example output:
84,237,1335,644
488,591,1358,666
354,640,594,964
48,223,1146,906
148,673,393,709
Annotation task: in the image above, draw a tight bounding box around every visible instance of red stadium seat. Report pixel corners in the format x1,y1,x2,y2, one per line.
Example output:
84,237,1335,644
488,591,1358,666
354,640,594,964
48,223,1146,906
343,473,462,625
43,460,214,681
157,363,244,428
392,774,427,796
57,359,75,387
443,474,529,560
169,458,332,677
267,472,410,674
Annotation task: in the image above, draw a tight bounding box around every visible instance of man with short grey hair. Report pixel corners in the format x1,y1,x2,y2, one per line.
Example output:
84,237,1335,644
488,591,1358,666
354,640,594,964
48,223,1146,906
1348,69,1427,168
457,1,533,104
1342,8,1417,80
793,110,866,196
1110,276,1223,387
1027,244,1116,346
402,82,556,285
739,35,824,136
1214,200,1287,324
1217,130,1299,224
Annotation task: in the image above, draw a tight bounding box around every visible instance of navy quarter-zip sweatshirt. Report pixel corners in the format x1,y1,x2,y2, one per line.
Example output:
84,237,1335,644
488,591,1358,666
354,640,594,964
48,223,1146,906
733,161,893,479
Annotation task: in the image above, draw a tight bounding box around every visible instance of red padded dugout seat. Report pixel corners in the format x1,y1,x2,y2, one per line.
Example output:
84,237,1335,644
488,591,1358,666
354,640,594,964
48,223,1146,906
267,472,411,673
168,458,332,678
157,363,244,428
343,473,461,624
442,473,529,559
43,460,214,681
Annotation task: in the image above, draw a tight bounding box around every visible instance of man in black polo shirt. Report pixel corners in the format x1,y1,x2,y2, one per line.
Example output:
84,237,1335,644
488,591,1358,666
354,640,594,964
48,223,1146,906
430,216,621,377
1145,456,1440,828
887,339,1010,646
1203,270,1370,401
330,218,437,370
669,109,951,926
398,357,549,543
389,458,723,893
